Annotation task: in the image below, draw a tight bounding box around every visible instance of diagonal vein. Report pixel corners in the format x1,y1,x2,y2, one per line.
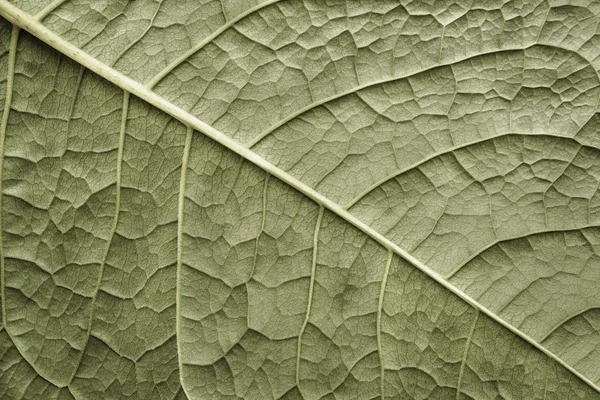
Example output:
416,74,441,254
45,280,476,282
145,0,282,89
109,0,163,68
34,0,68,21
444,224,600,280
0,1,598,393
245,45,599,150
0,327,59,388
344,133,593,209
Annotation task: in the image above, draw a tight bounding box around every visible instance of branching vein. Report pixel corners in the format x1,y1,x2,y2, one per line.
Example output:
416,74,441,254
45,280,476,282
296,205,324,392
456,310,479,400
377,249,393,399
0,1,599,393
65,90,129,386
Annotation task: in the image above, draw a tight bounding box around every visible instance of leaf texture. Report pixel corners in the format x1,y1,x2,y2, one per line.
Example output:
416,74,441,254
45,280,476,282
1,0,600,399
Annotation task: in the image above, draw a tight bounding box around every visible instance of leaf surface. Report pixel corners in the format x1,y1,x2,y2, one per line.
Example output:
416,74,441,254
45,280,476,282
1,1,600,399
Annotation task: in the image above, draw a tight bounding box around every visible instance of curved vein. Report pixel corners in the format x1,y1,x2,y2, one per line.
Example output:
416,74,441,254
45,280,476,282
176,125,193,398
445,224,600,280
456,310,479,400
0,25,18,329
296,205,323,391
344,132,592,209
65,90,129,386
33,0,68,21
245,43,599,149
1,3,598,393
108,0,164,68
145,0,282,89
250,174,270,280
540,306,600,343
377,249,393,400
0,327,59,389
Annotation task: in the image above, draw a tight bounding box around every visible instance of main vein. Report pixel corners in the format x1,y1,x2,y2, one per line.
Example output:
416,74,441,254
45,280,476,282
0,24,18,329
0,1,598,393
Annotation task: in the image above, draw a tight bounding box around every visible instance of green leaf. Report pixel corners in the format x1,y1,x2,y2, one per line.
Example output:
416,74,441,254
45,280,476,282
1,1,600,399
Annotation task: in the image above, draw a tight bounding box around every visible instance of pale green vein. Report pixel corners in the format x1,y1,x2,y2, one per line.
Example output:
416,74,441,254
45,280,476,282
109,0,163,68
33,0,68,21
456,310,479,400
176,125,193,398
245,44,599,150
543,366,550,400
0,327,58,388
377,249,393,400
65,90,129,387
0,25,18,329
540,306,600,343
344,132,591,209
170,387,186,400
145,0,282,89
1,3,597,392
445,224,600,280
250,174,270,280
296,205,324,391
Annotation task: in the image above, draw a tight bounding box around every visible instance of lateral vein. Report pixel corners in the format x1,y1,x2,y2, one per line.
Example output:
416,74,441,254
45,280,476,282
456,310,479,400
250,174,270,280
34,0,68,21
377,249,393,400
244,45,599,150
65,90,129,386
344,132,592,209
176,125,193,398
145,0,282,89
296,206,324,391
0,2,598,393
0,25,18,329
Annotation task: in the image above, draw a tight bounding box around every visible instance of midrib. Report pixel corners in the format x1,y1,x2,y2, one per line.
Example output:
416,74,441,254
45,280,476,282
0,0,598,394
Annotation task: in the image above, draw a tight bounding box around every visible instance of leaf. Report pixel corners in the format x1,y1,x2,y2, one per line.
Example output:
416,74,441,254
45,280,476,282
1,0,600,399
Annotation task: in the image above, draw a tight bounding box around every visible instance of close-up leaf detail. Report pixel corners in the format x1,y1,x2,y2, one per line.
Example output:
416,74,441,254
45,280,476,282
1,1,600,399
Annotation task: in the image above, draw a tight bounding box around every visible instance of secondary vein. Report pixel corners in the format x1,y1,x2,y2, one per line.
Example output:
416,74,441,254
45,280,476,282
250,174,270,280
456,310,479,400
344,133,591,210
33,0,68,21
1,2,598,393
65,90,129,386
244,44,599,150
176,125,193,397
0,25,18,329
296,205,324,391
377,249,393,400
145,0,282,89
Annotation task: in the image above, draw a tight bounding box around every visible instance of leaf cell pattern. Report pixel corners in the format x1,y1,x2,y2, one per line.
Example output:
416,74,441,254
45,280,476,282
1,0,600,399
